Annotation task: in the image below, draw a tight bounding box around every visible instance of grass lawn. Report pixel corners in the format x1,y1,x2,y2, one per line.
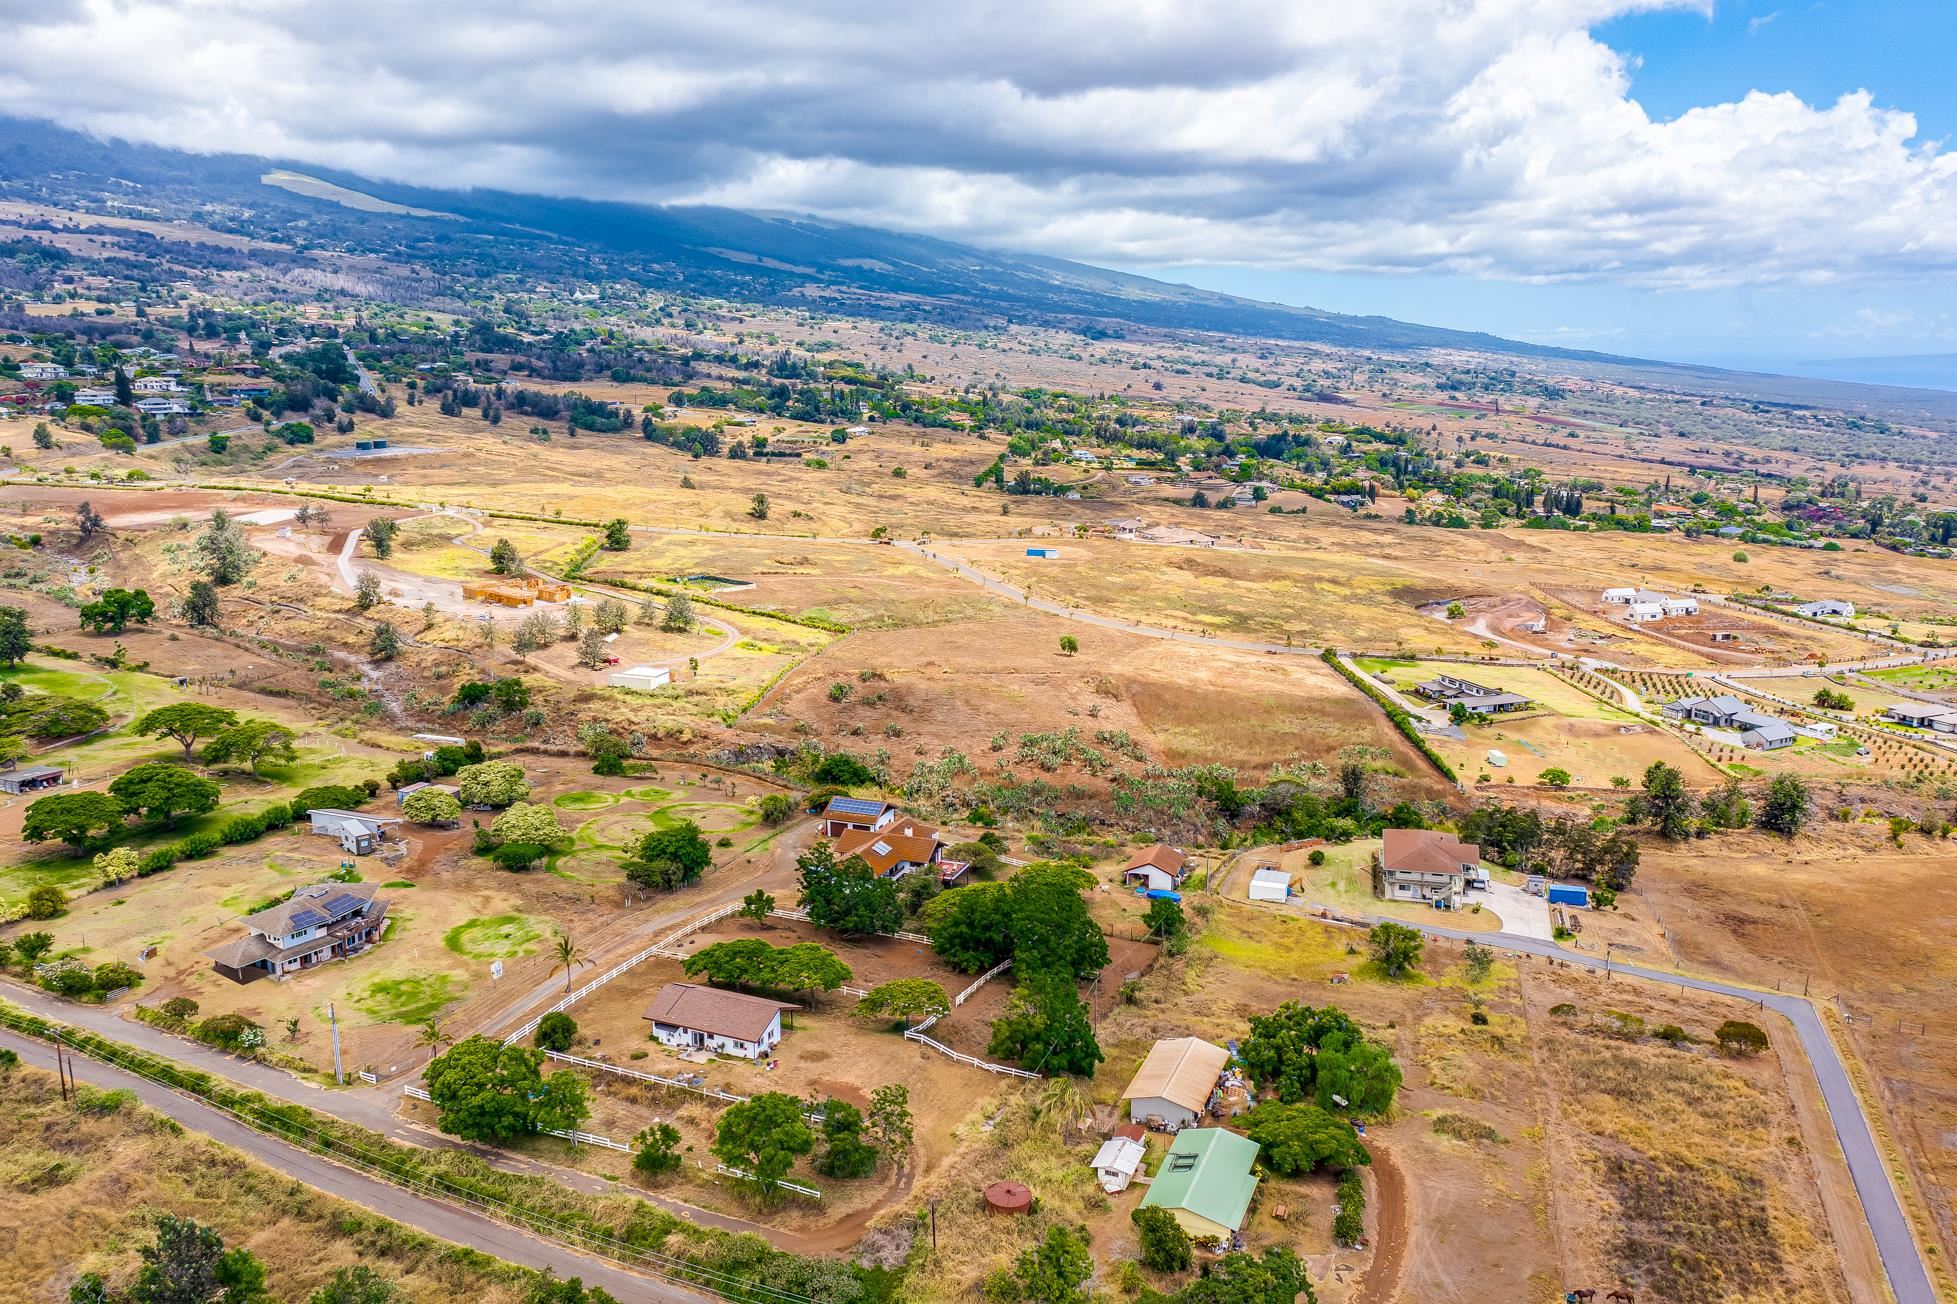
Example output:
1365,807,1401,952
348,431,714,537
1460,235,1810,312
1259,838,1502,933
443,912,548,960
349,970,464,1024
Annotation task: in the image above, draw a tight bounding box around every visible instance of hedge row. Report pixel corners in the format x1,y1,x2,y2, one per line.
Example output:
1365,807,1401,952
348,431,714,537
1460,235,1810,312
1322,650,1459,783
0,1001,868,1304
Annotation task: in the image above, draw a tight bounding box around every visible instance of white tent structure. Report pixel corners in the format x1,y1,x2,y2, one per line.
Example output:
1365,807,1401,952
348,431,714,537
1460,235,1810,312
608,665,671,691
1247,867,1291,903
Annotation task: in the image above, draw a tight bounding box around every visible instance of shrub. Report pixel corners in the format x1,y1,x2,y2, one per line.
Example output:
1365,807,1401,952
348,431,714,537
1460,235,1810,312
1715,1020,1769,1055
176,832,220,859
492,843,549,872
160,996,200,1021
1131,1204,1192,1272
1333,1169,1366,1245
1308,849,1326,866
25,883,66,920
41,967,96,997
92,961,143,993
138,848,178,875
535,1011,578,1052
219,813,268,845
193,1012,261,1050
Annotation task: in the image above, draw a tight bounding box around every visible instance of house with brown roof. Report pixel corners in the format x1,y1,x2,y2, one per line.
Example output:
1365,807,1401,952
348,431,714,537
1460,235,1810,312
643,982,796,1059
834,817,944,879
205,881,389,984
1121,1036,1230,1129
1373,829,1480,906
1121,843,1188,893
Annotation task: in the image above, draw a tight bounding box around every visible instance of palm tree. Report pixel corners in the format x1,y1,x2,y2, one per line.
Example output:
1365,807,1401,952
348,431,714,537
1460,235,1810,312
551,931,587,992
416,1018,453,1056
1033,1076,1093,1142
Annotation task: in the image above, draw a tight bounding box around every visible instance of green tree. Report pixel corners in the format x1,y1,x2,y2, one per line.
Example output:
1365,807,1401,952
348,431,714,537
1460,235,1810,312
489,538,522,575
768,941,854,1000
813,1097,880,1178
402,787,462,825
93,846,139,887
796,841,901,936
921,880,1013,972
369,620,401,660
592,597,629,636
602,518,632,550
661,591,695,632
739,888,776,922
192,509,258,586
1177,1247,1317,1304
1715,1020,1769,1055
1241,1102,1371,1175
987,970,1102,1076
550,931,585,991
422,1036,589,1143
1539,766,1571,788
868,1083,913,1165
1059,634,1079,656
1014,1225,1092,1304
199,719,297,774
683,938,780,989
1007,862,1109,979
365,517,400,558
1757,773,1810,837
1366,921,1423,979
758,792,792,824
1131,1204,1193,1273
712,1092,814,1193
627,819,714,890
749,493,770,520
308,1265,399,1304
182,579,221,628
1637,761,1695,840
78,587,154,633
131,1213,272,1304
0,605,31,666
1241,1002,1401,1114
354,571,383,610
853,977,950,1028
632,1122,683,1177
1143,895,1187,942
1462,940,1494,985
457,759,529,807
134,703,238,758
535,1011,578,1052
109,762,221,827
14,932,55,968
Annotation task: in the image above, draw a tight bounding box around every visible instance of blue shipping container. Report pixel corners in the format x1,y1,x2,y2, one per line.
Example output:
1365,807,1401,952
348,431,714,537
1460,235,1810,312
1026,547,1058,558
1546,884,1588,907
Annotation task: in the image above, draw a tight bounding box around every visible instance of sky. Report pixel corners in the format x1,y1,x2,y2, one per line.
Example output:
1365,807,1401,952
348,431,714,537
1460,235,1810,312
5,0,1957,377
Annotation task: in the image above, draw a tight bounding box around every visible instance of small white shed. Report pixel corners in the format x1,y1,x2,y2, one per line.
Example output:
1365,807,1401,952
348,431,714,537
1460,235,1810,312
1247,867,1290,903
1092,1136,1146,1193
608,665,671,691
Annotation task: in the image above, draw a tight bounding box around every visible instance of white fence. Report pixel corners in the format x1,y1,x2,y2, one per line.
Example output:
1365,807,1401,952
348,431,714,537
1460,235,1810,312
708,1161,822,1200
545,1049,827,1124
902,1025,1040,1079
954,957,1012,1007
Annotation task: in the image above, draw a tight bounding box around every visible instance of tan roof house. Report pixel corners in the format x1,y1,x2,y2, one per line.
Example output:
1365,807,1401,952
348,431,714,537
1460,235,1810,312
643,982,796,1060
1374,829,1479,906
1121,1036,1230,1128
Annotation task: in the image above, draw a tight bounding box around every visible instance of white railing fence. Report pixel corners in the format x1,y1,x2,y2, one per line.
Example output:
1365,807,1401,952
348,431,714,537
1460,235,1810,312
902,1026,1040,1078
954,957,1012,1007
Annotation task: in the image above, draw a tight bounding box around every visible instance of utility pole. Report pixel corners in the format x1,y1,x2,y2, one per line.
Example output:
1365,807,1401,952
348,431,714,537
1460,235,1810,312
929,1198,938,1254
328,1003,344,1085
55,1030,73,1103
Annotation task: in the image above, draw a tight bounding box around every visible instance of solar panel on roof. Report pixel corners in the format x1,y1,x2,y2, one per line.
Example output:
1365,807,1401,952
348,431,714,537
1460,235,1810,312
825,797,885,815
288,908,328,929
322,893,364,916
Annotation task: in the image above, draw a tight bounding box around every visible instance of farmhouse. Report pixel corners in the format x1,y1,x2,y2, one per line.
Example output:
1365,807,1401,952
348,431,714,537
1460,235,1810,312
1662,596,1700,616
1662,695,1796,749
20,362,67,379
834,817,944,879
1374,828,1479,906
0,764,64,795
1602,587,1668,606
1121,843,1189,892
306,808,400,856
205,881,390,984
1413,671,1531,715
643,982,793,1060
819,795,898,837
1137,1128,1262,1242
1121,1036,1230,1129
132,375,183,393
1797,599,1856,619
607,665,671,691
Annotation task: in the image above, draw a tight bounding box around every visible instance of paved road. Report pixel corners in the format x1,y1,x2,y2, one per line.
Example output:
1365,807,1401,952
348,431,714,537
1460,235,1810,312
1396,918,1937,1304
0,1027,707,1304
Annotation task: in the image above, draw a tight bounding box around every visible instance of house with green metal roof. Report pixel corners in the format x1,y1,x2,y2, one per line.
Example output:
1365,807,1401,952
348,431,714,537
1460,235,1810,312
1137,1127,1261,1241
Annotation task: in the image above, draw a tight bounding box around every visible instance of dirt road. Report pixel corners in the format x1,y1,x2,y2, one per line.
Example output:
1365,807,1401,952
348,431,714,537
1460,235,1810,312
0,1028,709,1304
1349,1139,1409,1304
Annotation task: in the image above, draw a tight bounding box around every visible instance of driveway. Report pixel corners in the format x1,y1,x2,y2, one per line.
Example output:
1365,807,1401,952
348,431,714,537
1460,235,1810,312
1476,879,1555,941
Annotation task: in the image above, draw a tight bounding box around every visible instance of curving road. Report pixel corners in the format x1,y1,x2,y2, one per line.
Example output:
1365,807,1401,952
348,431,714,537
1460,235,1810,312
1391,916,1937,1304
0,1027,706,1304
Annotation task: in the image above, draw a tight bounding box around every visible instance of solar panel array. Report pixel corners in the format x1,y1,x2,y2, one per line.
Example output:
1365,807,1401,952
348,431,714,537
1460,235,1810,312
825,796,886,816
287,908,328,930
323,893,365,917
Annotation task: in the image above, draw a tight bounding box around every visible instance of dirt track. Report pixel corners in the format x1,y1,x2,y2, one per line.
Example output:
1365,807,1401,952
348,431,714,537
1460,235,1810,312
1350,1139,1409,1304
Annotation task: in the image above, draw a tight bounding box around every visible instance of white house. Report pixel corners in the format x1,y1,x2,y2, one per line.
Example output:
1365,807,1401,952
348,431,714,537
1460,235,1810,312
1601,587,1637,604
72,388,119,406
1626,601,1666,623
20,362,67,380
608,665,671,691
1247,866,1290,903
1121,1036,1229,1129
306,809,400,856
642,983,794,1060
1121,843,1189,892
132,375,184,393
1092,1134,1147,1193
1661,597,1700,617
1796,600,1856,620
134,397,190,415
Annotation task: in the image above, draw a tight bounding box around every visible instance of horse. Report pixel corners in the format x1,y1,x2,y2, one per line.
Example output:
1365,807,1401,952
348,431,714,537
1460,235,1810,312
1566,1292,1597,1304
1605,1292,1635,1304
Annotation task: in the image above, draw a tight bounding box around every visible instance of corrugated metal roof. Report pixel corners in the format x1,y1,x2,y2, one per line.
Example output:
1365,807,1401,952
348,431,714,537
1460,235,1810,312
1121,1037,1229,1112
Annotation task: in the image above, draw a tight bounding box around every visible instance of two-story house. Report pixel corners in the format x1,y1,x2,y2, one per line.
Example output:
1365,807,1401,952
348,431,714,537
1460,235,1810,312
205,881,390,983
1374,829,1480,906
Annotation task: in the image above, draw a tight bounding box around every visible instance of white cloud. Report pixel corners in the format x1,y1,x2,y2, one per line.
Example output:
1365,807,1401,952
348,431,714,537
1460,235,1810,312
3,0,1953,289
